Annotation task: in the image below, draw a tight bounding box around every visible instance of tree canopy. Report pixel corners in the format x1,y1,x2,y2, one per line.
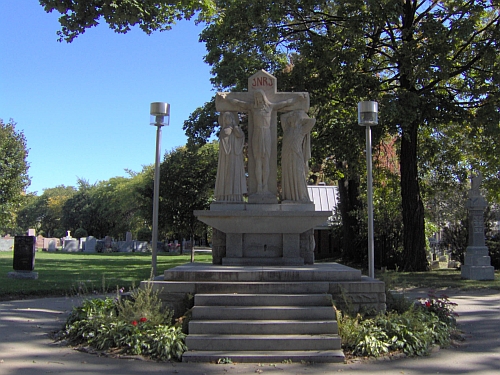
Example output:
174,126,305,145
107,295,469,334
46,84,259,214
0,119,31,231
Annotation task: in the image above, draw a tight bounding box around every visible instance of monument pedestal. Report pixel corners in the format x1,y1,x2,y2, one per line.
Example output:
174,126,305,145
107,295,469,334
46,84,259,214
195,203,329,266
461,246,495,280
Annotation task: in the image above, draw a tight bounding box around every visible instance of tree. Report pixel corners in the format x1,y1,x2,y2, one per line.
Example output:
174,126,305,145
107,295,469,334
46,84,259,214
0,119,31,231
138,143,219,243
17,185,77,237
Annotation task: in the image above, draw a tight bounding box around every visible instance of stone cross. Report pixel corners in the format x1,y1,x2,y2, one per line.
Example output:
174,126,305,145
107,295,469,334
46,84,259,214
215,70,309,202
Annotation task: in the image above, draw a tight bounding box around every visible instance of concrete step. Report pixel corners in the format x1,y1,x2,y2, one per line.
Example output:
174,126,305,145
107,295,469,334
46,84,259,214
182,350,345,363
189,319,338,335
164,263,361,282
194,293,333,306
185,334,342,351
191,305,335,320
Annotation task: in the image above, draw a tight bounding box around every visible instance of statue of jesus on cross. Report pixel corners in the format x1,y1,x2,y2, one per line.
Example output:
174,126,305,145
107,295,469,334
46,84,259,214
216,70,309,203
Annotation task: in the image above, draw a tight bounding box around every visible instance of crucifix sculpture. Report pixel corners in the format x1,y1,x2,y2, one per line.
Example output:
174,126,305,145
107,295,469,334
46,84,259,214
215,70,310,203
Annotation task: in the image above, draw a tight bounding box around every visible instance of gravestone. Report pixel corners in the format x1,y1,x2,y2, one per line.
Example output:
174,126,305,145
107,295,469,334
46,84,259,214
119,241,134,252
63,239,79,252
85,236,97,253
36,235,44,249
0,238,14,252
79,237,87,251
47,240,57,252
104,236,112,249
134,241,149,252
126,231,133,242
8,236,38,279
28,229,36,236
461,172,495,280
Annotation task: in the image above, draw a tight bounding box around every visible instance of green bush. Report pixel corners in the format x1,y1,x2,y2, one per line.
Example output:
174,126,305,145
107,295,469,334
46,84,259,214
59,284,185,361
74,228,88,239
137,227,152,242
338,291,457,358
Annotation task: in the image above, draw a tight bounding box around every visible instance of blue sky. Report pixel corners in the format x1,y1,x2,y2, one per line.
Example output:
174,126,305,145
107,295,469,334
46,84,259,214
0,1,215,195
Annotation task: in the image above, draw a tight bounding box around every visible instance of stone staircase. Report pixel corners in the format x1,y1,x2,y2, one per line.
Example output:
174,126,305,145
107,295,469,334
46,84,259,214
182,293,345,363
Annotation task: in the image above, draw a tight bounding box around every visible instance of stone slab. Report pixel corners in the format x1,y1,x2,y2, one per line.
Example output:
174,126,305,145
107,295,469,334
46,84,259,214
163,263,362,282
194,210,331,234
461,265,495,280
7,271,38,280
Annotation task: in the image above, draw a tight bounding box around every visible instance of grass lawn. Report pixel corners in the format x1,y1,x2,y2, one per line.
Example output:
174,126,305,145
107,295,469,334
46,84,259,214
0,251,211,300
378,268,500,290
1,251,498,300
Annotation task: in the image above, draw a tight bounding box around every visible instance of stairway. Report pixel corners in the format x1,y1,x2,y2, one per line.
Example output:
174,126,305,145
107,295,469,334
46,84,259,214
182,293,345,363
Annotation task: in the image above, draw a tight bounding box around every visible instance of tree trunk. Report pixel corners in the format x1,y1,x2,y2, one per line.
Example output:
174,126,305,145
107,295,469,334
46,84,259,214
337,162,364,264
400,124,428,271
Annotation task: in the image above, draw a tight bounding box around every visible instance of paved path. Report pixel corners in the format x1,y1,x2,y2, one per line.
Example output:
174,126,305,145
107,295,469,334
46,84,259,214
0,289,499,375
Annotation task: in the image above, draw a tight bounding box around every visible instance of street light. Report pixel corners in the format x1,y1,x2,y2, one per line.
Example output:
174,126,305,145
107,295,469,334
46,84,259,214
358,101,378,279
150,102,170,278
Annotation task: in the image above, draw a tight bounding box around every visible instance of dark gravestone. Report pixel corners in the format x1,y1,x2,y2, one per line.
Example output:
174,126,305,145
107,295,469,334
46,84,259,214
13,236,36,271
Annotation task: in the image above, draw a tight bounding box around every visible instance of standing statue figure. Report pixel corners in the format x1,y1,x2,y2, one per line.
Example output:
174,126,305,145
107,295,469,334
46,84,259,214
280,110,316,202
229,90,306,194
214,112,247,202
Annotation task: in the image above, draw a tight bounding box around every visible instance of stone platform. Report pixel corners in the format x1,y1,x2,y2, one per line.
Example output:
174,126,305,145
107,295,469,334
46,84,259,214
146,262,386,320
145,262,385,363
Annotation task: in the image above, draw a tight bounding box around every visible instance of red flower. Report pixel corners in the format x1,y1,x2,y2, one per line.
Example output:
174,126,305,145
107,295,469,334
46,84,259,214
140,317,147,323
131,320,138,326
425,301,431,307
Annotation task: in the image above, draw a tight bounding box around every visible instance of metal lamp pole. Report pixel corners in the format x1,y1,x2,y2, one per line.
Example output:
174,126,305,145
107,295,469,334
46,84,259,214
150,102,170,278
358,101,378,279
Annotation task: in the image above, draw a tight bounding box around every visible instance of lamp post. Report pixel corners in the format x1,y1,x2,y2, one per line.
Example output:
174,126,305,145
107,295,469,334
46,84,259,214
150,102,170,278
358,101,378,279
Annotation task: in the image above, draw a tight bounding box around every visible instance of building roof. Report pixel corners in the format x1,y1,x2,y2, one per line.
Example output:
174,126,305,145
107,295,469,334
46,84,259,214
307,185,339,212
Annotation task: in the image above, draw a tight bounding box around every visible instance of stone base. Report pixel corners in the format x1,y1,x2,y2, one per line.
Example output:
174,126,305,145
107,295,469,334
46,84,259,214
144,263,386,317
222,257,304,266
8,271,39,280
461,265,495,280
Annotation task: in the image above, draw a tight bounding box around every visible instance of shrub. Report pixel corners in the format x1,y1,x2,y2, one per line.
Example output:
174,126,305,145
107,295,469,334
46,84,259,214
137,227,152,242
59,284,185,361
337,291,457,358
74,228,88,239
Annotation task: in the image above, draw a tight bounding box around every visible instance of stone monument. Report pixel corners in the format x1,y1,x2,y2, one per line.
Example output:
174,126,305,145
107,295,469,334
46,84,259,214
8,236,38,279
461,172,495,280
149,70,385,363
196,70,328,266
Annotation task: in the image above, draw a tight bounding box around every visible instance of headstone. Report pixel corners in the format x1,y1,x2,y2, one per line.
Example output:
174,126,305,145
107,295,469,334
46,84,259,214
85,236,97,253
461,172,495,280
63,239,79,252
8,236,38,280
36,235,44,249
12,236,36,271
79,237,87,251
134,241,149,252
0,238,14,252
47,240,57,252
28,229,36,236
126,231,133,242
119,241,134,252
104,236,112,249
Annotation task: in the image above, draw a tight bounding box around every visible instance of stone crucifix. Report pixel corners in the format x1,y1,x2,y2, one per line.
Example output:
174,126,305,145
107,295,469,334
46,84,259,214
216,70,310,203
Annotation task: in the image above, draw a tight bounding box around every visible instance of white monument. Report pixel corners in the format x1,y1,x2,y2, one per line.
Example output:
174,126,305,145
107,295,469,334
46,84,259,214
195,70,329,266
461,172,495,280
